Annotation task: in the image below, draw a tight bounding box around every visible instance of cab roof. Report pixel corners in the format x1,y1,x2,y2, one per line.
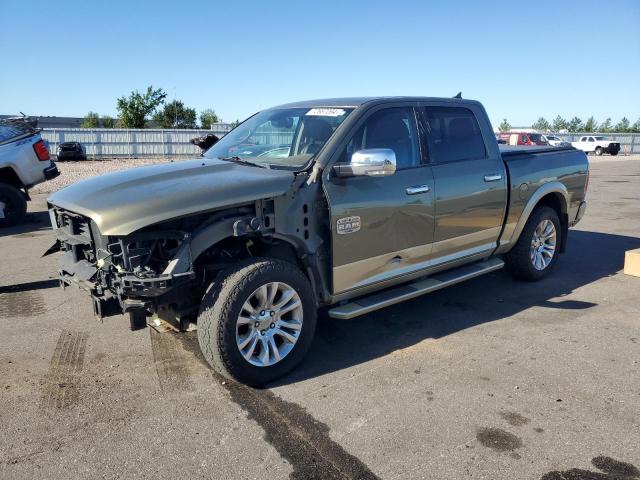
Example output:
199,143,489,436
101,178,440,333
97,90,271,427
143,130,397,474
270,96,481,110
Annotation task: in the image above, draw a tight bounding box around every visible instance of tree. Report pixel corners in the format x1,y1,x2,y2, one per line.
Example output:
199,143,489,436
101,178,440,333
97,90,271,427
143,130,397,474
598,118,612,133
199,109,219,129
531,117,551,132
583,117,598,133
552,115,568,132
614,117,630,133
81,111,100,128
567,117,583,133
116,86,167,128
631,118,640,133
498,118,511,132
230,119,241,128
101,115,115,128
153,100,197,129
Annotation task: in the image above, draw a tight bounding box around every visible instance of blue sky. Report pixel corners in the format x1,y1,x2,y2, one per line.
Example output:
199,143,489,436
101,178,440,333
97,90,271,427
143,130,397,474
1,0,638,127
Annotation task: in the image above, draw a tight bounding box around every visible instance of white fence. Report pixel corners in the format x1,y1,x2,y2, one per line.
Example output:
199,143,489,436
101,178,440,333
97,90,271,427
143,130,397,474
41,124,233,158
40,126,640,158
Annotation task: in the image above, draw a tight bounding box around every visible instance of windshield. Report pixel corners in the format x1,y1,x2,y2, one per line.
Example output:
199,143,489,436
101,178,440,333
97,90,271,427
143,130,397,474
528,134,543,142
204,107,353,169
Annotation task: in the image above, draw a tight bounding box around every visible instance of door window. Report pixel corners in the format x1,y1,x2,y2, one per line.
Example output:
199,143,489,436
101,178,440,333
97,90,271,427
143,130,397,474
341,107,420,169
422,107,486,163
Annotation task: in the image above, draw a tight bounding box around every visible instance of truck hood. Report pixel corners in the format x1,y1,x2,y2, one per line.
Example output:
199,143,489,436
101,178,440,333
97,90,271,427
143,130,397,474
48,158,295,236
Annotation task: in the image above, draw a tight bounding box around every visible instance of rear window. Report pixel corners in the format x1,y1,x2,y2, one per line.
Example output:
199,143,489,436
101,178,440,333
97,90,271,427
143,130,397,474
422,107,486,162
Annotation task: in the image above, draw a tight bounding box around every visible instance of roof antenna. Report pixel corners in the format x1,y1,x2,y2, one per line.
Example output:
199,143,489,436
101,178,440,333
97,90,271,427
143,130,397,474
453,92,462,99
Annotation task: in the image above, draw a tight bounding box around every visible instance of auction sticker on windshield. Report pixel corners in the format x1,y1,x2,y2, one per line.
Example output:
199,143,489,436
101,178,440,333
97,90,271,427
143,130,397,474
306,108,346,117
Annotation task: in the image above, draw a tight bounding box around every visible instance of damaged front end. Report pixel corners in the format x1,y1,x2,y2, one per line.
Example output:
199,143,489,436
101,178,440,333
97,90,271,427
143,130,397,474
48,206,196,329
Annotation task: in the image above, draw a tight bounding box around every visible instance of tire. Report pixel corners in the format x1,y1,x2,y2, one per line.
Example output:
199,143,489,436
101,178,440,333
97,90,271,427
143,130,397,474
595,147,603,156
0,183,27,228
610,151,618,156
505,206,561,281
197,258,317,386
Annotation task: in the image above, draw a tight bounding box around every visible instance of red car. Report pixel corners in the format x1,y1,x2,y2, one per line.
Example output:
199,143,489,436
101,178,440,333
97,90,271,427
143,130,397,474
499,132,549,146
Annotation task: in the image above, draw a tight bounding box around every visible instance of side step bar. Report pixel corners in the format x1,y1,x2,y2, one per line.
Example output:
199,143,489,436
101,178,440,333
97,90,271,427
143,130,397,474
328,257,504,320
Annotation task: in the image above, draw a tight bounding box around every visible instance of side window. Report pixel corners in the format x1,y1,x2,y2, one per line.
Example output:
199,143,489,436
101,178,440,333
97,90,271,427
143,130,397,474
422,107,486,163
341,107,420,169
588,137,594,142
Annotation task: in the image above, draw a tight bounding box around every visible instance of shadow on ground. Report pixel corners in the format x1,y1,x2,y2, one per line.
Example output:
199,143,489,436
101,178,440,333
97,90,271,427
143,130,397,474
0,211,51,238
272,230,640,386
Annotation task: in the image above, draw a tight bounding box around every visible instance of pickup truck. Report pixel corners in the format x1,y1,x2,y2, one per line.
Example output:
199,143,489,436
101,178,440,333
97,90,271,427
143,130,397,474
47,97,589,386
0,120,60,227
572,135,620,156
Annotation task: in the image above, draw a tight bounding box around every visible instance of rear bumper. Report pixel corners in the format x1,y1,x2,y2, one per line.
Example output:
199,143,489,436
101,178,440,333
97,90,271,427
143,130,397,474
571,201,587,226
44,163,60,180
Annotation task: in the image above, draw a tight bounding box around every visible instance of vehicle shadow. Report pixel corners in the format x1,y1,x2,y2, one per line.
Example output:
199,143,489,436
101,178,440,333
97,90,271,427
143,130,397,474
0,211,51,238
272,230,640,387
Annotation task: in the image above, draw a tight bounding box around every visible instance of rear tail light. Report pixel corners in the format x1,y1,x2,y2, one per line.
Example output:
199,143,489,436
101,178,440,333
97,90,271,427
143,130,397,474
33,140,50,161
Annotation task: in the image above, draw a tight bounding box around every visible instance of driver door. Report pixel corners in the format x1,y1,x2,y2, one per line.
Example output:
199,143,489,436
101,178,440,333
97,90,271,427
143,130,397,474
323,105,435,295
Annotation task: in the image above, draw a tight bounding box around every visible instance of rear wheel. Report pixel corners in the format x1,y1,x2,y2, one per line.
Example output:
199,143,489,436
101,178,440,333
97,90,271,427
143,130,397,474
505,206,561,281
197,258,317,386
0,183,27,228
610,151,618,156
595,146,603,156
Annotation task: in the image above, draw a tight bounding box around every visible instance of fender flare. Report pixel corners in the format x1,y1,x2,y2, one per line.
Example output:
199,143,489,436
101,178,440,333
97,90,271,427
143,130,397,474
499,181,569,253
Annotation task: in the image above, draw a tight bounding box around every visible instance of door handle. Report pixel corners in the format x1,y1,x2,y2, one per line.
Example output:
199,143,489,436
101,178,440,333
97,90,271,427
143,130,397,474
405,185,430,195
484,174,503,182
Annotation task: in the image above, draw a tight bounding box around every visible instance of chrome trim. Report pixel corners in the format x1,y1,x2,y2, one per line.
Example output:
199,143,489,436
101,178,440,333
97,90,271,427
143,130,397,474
405,185,431,195
329,257,505,319
484,174,503,182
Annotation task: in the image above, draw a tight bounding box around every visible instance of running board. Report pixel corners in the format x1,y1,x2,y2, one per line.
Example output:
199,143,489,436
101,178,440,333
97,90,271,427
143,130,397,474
328,257,504,320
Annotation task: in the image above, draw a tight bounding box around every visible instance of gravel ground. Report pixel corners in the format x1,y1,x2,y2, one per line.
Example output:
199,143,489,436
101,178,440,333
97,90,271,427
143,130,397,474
30,157,188,194
29,153,640,195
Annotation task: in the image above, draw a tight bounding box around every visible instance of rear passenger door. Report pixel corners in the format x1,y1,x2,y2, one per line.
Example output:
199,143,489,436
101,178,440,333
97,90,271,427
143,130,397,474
420,105,507,265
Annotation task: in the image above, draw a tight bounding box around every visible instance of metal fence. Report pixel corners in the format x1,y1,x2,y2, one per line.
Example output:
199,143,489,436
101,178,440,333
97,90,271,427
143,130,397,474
40,126,640,158
549,133,640,154
40,124,234,158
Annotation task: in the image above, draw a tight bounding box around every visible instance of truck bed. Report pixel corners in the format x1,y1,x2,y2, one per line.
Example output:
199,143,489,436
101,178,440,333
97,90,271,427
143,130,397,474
499,145,576,157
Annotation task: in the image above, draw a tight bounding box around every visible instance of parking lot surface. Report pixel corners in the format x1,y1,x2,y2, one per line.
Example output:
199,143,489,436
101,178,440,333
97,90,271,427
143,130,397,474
1,158,639,479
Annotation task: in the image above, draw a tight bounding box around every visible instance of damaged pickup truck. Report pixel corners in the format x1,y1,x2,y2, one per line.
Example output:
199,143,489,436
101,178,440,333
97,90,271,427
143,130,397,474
47,97,589,386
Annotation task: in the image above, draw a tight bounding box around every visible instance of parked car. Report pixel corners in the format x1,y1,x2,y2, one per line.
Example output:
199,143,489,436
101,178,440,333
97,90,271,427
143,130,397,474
56,142,86,161
0,120,59,226
571,136,620,156
47,97,588,386
541,135,571,147
499,132,549,146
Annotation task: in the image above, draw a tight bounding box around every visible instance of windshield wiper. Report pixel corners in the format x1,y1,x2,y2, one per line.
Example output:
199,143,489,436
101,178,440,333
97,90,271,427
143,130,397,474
219,156,268,169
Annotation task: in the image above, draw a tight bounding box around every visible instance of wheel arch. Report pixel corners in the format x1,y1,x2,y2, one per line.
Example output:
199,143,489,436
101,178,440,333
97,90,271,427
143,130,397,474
504,182,569,254
0,167,24,189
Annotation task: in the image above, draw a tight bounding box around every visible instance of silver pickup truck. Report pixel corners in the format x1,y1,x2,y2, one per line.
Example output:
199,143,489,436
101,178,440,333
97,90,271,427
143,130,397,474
47,97,588,386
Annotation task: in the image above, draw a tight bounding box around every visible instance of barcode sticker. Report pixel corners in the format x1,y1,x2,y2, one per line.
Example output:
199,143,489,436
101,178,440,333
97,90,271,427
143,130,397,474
306,108,346,117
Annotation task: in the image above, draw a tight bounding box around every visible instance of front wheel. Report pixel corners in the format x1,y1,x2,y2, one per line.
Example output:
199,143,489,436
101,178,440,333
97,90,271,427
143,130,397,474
197,258,317,386
505,206,561,281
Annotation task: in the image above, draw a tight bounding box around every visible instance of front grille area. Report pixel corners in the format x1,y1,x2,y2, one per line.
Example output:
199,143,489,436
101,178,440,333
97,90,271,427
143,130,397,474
51,208,99,289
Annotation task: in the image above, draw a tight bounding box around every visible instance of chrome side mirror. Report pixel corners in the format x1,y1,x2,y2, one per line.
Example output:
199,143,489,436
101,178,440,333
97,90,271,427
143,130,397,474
333,148,397,178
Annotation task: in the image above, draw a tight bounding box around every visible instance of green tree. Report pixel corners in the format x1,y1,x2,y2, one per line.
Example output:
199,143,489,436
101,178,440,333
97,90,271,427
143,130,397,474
631,118,640,133
230,119,241,128
552,115,568,132
583,116,598,133
153,100,197,129
598,118,612,133
567,117,583,133
531,117,551,131
81,111,100,128
199,109,219,129
614,117,630,133
101,115,115,128
116,86,167,128
498,118,511,132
